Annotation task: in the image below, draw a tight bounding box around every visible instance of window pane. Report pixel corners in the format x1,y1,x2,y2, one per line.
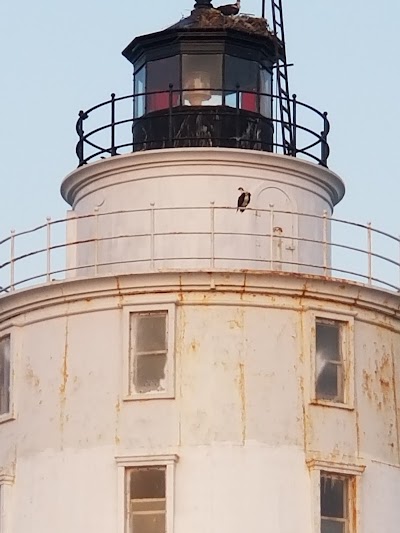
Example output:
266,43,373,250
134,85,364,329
131,499,166,513
321,519,345,533
129,468,166,499
136,313,167,353
225,55,258,92
130,512,165,533
224,55,259,112
182,54,222,106
316,321,341,362
260,68,272,118
134,67,146,118
321,474,347,518
147,56,180,111
135,354,167,393
316,362,342,401
0,335,10,415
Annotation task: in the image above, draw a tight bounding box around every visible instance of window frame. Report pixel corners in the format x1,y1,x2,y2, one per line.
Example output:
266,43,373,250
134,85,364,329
122,303,176,401
0,472,15,533
308,310,355,409
307,458,365,533
116,454,178,533
0,331,15,424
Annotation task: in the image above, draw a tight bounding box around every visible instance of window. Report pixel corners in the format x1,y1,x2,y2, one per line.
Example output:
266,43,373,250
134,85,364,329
315,319,344,402
127,467,166,533
0,335,10,416
307,459,364,533
320,472,350,533
130,311,168,394
116,454,178,533
125,303,175,399
0,473,14,533
309,312,354,408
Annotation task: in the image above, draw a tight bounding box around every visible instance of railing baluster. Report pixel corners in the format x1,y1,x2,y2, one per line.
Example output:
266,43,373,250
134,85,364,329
235,84,240,148
367,222,372,285
322,210,328,276
10,229,15,292
111,93,116,156
269,204,274,270
94,208,99,275
76,110,87,166
210,202,215,268
46,217,51,283
398,234,400,290
292,94,297,156
150,203,155,270
321,111,329,166
168,84,173,147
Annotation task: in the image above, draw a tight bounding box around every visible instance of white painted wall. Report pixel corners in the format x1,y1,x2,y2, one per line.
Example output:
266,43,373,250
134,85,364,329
61,149,344,276
0,273,399,533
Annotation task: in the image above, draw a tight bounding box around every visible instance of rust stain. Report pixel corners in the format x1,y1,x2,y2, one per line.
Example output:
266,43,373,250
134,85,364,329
390,342,400,464
190,339,199,352
238,362,246,444
25,363,40,389
350,476,357,532
59,317,69,448
299,312,309,453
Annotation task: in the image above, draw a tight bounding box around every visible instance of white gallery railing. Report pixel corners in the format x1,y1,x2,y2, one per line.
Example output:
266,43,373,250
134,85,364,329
0,206,399,294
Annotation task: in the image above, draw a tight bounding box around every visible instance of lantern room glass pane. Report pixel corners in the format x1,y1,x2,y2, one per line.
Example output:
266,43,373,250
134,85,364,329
134,67,146,118
147,56,180,112
224,55,259,112
260,68,273,117
182,54,222,106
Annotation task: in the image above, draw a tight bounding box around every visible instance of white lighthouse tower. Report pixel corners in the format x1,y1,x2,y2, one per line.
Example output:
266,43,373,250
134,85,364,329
0,1,399,533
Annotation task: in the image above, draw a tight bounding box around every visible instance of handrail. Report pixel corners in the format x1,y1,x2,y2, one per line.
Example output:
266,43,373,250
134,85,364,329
76,88,330,167
0,206,399,295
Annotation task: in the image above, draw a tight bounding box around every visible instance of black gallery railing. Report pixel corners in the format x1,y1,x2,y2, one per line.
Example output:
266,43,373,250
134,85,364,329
76,87,330,167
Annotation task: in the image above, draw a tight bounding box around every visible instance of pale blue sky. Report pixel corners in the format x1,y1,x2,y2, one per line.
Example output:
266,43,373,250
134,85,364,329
0,0,399,279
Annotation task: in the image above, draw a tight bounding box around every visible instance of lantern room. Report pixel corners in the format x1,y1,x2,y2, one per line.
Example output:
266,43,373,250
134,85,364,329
122,0,280,151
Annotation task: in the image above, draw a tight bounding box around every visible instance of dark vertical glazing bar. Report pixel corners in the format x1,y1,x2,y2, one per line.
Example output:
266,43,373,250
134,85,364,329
111,93,116,156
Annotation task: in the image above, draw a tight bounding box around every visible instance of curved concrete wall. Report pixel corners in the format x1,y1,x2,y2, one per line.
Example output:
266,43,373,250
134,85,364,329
61,149,345,275
0,272,399,533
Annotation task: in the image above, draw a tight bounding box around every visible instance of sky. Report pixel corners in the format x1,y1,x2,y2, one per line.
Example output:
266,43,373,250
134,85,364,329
0,0,399,287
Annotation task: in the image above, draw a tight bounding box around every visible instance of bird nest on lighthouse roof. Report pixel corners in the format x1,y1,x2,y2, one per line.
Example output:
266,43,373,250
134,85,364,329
169,5,275,39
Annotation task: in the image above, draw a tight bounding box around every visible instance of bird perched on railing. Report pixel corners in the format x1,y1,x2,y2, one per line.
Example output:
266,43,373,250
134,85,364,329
216,0,241,16
237,187,251,212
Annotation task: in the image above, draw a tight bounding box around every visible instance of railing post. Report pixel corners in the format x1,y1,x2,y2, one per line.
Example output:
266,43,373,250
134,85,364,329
269,204,274,270
292,94,297,156
168,84,174,147
210,202,215,268
94,207,99,275
235,84,240,148
76,110,87,166
150,202,155,270
110,93,117,156
46,216,51,283
321,111,329,166
322,210,328,276
367,222,372,285
10,229,15,292
398,234,400,291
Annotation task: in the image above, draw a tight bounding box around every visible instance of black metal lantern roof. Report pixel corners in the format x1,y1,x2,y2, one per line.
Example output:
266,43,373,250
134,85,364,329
122,4,282,67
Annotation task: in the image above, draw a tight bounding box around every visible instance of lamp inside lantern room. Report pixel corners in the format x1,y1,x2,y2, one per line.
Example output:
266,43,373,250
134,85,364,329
182,54,222,107
183,70,211,106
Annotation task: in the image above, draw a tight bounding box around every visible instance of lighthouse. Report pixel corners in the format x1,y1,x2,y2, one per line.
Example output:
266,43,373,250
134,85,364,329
0,1,399,533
